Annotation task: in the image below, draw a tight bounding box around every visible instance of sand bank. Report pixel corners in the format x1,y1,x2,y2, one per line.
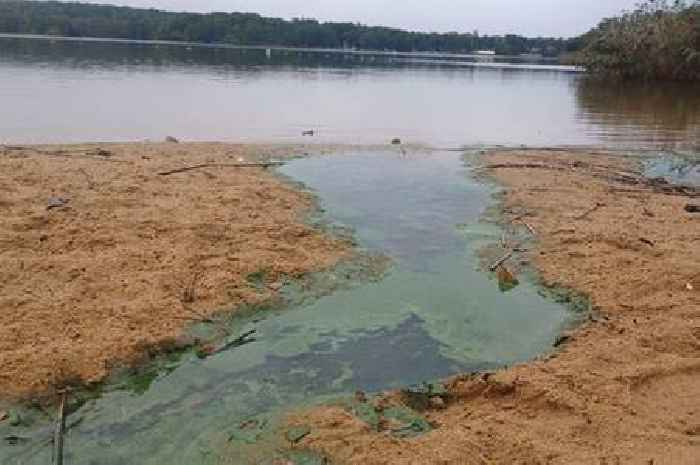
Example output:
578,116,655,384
0,142,349,401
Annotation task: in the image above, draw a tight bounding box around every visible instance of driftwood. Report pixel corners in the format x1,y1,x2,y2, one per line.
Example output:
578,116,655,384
522,222,536,235
489,251,514,272
575,202,605,220
486,163,564,171
52,391,67,465
213,330,257,355
158,162,285,176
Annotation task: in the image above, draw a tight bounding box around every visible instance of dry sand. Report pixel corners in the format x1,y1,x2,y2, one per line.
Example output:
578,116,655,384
295,149,700,465
0,142,349,401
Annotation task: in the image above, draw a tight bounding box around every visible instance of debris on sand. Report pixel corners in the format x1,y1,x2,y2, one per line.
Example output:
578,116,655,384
47,196,70,210
285,425,312,444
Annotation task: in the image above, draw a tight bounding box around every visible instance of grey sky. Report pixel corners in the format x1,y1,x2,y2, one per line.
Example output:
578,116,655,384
77,0,640,37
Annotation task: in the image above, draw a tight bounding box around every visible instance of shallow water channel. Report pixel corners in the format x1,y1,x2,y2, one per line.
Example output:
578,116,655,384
2,150,576,465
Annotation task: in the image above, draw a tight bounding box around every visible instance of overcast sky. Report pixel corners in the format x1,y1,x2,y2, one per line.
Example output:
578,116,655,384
75,0,640,37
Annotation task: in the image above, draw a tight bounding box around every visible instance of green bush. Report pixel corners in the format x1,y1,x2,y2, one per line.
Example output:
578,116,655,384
576,0,700,81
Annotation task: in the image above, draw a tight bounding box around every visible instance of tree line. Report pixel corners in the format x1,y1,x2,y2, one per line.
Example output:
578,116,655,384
0,0,579,56
575,0,700,81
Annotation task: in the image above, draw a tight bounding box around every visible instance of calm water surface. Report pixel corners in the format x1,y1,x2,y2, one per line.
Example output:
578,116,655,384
0,36,698,148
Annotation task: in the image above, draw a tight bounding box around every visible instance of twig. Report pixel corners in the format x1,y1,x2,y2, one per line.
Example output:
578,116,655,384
158,162,285,176
486,163,566,171
52,391,67,465
575,202,605,220
522,222,536,236
212,329,257,355
172,315,217,324
489,251,514,272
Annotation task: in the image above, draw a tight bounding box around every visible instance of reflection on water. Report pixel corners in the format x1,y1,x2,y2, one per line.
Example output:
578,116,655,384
575,80,700,148
0,151,574,465
0,36,698,148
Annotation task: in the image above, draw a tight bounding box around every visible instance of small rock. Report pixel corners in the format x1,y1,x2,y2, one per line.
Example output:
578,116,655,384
165,136,179,143
0,411,7,422
268,282,283,291
47,197,70,210
685,204,700,213
553,334,571,348
429,396,446,410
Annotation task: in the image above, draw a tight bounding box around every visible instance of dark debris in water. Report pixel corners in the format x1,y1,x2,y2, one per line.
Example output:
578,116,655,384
285,425,311,444
229,417,269,444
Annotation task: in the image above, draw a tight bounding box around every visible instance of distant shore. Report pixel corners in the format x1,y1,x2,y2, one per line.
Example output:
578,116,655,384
0,33,569,66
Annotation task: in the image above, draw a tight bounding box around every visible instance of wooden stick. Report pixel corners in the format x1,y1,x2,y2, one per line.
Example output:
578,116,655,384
489,251,513,272
486,163,566,171
522,222,536,236
212,329,257,355
158,162,285,176
575,203,605,220
52,391,67,465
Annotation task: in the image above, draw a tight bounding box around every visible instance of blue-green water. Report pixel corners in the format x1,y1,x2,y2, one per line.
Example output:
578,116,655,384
1,150,574,465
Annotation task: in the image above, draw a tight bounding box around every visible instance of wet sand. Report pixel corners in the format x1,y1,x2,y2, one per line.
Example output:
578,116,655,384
0,142,349,401
296,149,700,464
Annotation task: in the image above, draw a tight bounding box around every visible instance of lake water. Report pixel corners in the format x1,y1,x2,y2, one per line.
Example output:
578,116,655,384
0,35,696,465
0,35,698,148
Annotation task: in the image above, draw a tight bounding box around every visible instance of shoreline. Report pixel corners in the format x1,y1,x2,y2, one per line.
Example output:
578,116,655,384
0,33,567,65
0,142,353,402
1,143,698,463
295,149,700,464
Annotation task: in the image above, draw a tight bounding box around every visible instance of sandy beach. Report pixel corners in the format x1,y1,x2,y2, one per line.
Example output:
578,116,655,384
0,142,349,401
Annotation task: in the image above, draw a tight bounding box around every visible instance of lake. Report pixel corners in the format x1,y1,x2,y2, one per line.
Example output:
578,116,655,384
0,34,699,465
0,35,698,148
